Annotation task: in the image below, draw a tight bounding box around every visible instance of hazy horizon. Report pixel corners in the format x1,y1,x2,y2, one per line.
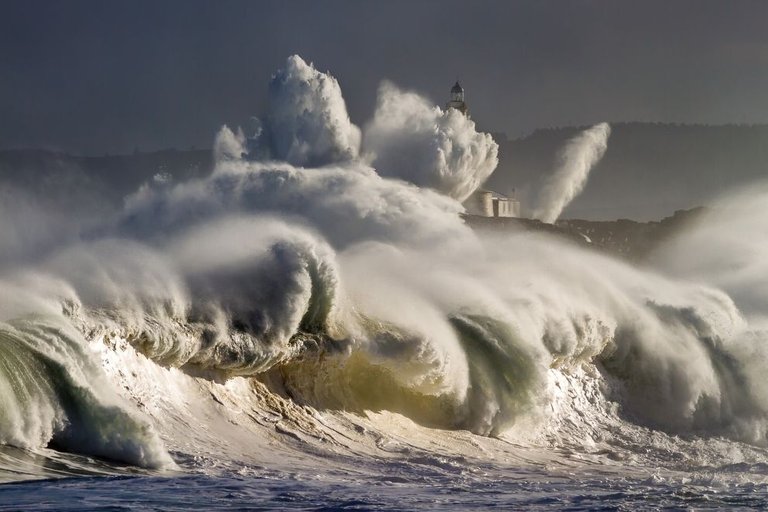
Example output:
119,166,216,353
6,119,768,157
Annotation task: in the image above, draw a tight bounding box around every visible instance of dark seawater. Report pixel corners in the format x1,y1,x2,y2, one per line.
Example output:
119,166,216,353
2,443,768,511
2,468,768,511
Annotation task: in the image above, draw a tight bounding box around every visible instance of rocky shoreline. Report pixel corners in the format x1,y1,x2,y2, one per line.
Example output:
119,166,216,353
463,207,705,262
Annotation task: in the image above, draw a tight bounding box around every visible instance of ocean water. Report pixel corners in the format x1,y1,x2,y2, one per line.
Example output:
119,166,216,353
2,437,768,510
3,55,768,509
1,333,767,510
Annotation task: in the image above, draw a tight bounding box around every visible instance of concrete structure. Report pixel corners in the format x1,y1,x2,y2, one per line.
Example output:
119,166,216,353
445,81,469,117
464,189,521,218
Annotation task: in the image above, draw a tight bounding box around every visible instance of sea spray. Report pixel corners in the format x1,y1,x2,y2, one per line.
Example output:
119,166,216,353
533,122,611,223
363,81,499,202
651,182,768,316
4,55,768,476
0,315,173,468
264,55,361,166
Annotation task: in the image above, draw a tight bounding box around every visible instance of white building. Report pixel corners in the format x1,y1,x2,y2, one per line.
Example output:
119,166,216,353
464,189,521,218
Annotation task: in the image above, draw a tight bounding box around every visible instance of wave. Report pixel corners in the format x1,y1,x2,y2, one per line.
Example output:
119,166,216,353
1,55,768,477
0,315,171,469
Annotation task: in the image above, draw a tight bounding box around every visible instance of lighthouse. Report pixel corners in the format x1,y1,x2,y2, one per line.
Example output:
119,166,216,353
446,81,469,117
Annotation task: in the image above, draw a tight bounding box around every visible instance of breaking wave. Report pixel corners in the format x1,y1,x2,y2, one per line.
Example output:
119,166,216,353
2,55,768,481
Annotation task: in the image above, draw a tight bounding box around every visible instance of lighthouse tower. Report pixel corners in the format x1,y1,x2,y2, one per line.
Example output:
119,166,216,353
446,81,469,117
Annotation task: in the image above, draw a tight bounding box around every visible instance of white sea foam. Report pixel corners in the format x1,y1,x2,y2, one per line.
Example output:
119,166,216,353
1,56,768,481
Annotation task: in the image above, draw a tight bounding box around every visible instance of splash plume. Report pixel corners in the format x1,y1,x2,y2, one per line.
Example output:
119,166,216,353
363,81,498,201
533,122,611,223
3,56,768,498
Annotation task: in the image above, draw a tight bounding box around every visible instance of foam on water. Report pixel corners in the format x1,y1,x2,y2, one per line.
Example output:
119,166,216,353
1,55,768,508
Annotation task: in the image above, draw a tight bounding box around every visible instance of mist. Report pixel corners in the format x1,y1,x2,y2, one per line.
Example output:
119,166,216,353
532,123,611,223
1,54,768,486
363,81,498,201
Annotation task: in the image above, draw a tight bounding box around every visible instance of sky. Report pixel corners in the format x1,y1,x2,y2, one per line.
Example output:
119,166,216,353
2,0,768,154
